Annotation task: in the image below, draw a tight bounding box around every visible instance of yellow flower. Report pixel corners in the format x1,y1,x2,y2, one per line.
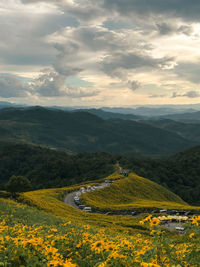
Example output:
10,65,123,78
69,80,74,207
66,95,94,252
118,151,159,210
91,240,105,254
141,263,161,267
189,232,195,238
149,218,160,227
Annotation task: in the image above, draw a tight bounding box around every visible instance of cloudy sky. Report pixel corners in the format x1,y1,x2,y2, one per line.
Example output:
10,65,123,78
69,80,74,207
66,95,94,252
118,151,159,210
1,0,200,106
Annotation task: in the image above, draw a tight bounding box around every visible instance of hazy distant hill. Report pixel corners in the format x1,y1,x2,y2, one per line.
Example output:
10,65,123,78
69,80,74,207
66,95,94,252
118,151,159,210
75,108,142,120
159,111,200,121
0,107,196,155
102,106,197,116
0,101,25,109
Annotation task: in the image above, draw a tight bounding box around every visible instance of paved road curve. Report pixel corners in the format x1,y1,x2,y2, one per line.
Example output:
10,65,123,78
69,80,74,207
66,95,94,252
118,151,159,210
64,191,78,209
63,181,113,210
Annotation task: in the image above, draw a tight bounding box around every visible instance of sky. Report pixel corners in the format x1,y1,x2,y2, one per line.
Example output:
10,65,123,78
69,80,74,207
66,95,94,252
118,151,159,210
1,0,200,107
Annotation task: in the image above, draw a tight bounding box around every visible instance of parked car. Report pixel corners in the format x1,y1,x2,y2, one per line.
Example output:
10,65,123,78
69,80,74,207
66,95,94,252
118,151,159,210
74,196,79,202
83,206,92,212
79,205,85,209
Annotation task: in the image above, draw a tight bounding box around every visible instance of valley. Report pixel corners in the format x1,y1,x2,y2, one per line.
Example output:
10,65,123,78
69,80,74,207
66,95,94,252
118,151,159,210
0,106,200,266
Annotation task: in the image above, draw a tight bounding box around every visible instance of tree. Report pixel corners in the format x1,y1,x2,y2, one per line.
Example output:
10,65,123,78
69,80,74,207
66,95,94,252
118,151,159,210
6,175,32,195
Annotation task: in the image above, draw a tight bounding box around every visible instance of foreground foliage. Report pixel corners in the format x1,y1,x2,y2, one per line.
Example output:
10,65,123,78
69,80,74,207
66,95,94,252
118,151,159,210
0,172,199,266
0,196,200,267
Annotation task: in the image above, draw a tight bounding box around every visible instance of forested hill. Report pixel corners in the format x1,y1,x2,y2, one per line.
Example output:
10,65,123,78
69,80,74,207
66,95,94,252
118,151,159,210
119,146,200,205
0,107,196,155
0,144,115,189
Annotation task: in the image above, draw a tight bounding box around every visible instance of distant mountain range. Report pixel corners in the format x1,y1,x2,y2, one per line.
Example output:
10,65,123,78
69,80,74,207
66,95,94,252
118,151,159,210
0,106,197,155
158,111,200,121
102,106,198,117
2,100,200,116
74,108,142,120
142,119,200,143
0,101,26,109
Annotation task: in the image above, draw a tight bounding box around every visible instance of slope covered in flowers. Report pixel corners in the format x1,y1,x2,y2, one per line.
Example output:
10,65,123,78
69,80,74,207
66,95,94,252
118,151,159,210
81,173,193,211
0,172,200,266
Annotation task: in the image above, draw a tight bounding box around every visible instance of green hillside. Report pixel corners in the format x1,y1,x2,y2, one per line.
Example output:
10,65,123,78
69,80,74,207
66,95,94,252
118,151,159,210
0,106,196,155
119,146,200,205
0,144,115,189
143,118,200,143
81,173,190,211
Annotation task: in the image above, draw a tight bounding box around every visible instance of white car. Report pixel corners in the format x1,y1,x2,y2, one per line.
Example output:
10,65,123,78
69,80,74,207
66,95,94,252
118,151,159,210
83,206,92,212
74,196,79,202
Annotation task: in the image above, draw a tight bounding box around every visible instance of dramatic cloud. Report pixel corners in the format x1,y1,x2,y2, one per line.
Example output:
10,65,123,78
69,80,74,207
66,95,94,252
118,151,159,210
172,91,200,98
1,0,200,105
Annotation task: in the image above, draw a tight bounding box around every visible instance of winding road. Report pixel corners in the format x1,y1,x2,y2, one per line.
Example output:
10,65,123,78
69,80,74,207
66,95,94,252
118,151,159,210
64,191,79,209
63,178,197,232
63,180,113,211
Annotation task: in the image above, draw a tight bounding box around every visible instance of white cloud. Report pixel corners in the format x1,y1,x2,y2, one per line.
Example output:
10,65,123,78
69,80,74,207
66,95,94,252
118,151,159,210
1,0,200,105
0,75,29,98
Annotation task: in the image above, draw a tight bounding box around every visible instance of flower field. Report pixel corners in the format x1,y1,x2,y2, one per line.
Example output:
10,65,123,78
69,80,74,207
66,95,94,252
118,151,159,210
0,172,200,266
80,173,197,212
